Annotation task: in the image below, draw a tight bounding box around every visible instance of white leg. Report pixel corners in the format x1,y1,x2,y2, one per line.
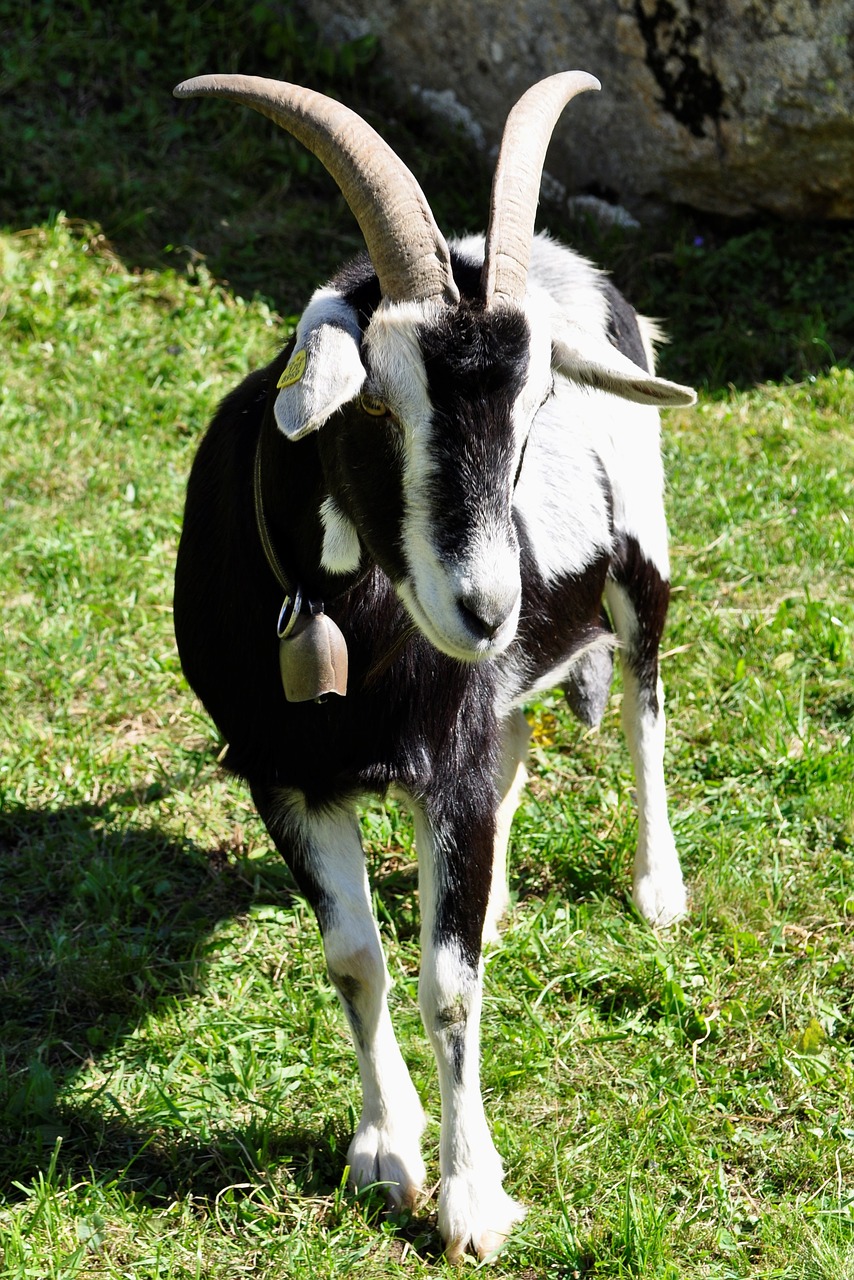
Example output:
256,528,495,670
483,709,530,946
620,667,687,926
413,805,526,1262
606,579,687,927
258,790,426,1207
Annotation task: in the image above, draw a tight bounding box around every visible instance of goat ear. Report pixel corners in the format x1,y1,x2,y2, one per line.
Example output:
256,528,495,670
274,293,366,440
552,330,696,408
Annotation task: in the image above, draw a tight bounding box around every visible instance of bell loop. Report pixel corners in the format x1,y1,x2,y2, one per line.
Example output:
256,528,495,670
276,582,303,638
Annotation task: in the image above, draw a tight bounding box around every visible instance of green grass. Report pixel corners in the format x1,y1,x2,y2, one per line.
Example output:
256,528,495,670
2,4,854,1274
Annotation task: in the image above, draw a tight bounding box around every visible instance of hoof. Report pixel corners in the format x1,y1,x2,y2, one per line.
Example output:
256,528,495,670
633,873,688,929
347,1119,427,1211
439,1177,526,1264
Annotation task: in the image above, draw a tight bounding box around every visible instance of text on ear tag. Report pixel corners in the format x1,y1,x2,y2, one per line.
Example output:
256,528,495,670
279,611,348,702
277,349,306,389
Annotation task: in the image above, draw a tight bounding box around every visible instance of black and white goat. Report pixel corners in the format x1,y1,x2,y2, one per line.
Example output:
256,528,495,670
172,72,696,1262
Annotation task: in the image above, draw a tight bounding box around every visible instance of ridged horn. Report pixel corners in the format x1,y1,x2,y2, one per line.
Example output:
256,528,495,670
483,71,601,307
173,75,460,306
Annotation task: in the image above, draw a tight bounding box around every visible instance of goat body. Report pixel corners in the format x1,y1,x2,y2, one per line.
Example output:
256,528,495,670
173,74,695,1263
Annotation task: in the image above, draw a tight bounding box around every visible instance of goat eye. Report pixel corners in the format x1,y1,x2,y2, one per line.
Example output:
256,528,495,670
360,393,389,418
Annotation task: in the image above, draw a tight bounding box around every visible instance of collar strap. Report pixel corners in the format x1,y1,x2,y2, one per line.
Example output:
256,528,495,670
253,431,323,635
253,425,371,631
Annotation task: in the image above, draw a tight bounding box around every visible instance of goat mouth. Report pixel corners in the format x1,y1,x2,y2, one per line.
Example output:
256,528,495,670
399,580,516,663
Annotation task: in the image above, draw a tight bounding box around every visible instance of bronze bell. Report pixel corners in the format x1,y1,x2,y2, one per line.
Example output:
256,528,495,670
279,610,348,702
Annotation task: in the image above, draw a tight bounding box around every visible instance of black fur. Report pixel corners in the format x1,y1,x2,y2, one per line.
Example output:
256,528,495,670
420,305,530,565
603,279,650,371
174,327,613,797
611,533,671,714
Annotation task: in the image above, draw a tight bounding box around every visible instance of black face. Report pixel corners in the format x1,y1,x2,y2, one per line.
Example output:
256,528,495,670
317,304,531,583
417,305,531,565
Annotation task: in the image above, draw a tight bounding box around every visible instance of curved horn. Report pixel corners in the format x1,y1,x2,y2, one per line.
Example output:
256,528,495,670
482,71,600,307
174,75,459,306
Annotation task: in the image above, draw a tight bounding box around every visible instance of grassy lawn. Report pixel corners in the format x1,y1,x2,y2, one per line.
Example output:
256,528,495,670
2,6,854,1277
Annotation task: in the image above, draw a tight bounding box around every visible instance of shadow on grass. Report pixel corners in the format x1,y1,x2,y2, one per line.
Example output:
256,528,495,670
0,798,326,1201
0,800,441,1259
514,849,619,908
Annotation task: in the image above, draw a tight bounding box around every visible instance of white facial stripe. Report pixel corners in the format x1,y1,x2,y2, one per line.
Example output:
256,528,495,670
364,302,447,625
363,298,527,660
364,301,482,656
362,298,437,426
319,496,362,574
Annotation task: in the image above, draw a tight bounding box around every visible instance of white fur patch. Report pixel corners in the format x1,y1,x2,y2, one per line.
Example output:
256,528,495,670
513,384,613,582
319,496,362,574
605,584,686,926
527,232,611,333
592,396,672,578
362,297,437,425
483,709,530,944
276,794,428,1206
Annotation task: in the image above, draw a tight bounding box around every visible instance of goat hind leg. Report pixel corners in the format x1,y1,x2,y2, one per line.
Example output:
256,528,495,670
253,785,427,1208
606,547,687,927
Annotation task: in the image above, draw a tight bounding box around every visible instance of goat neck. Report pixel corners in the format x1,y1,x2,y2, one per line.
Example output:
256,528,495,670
256,371,369,609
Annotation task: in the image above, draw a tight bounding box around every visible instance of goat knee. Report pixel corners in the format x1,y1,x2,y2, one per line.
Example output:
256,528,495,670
326,940,389,1022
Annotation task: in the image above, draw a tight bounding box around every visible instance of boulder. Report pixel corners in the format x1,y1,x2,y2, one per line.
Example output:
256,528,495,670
308,0,854,219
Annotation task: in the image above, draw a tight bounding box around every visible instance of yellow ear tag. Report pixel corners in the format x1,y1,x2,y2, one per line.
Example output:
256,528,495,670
360,392,388,417
277,349,306,389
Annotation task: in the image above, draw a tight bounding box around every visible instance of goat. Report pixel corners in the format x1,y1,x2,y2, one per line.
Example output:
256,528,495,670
172,71,696,1263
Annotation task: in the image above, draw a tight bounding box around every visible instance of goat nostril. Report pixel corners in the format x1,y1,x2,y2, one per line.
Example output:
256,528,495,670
459,601,497,640
458,593,516,641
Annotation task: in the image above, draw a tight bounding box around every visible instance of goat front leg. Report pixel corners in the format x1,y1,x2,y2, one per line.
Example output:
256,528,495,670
606,542,687,926
482,708,530,946
413,797,525,1263
252,784,427,1209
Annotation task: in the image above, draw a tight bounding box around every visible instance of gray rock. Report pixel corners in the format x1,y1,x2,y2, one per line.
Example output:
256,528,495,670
304,0,854,219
